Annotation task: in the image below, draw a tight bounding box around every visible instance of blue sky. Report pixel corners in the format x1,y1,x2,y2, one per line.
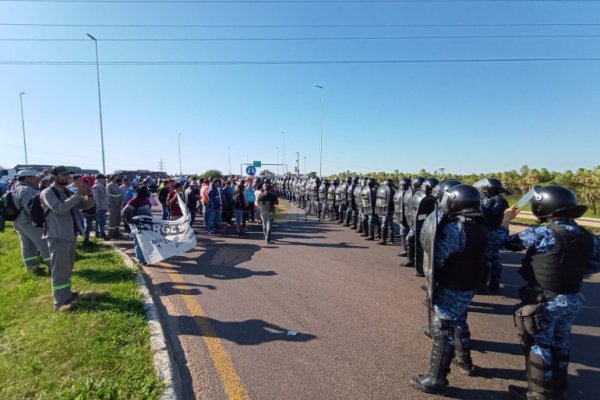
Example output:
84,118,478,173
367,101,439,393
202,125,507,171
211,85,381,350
1,0,599,177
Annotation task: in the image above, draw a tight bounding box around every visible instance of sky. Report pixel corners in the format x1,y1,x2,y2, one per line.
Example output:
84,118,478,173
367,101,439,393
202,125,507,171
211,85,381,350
1,0,599,177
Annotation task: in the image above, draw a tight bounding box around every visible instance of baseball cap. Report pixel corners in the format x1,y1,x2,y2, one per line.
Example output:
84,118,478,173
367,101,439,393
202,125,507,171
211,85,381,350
17,169,38,178
96,174,106,179
51,166,73,176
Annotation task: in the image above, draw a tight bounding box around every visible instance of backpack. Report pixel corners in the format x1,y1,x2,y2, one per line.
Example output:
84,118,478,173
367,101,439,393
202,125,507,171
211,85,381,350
29,187,62,228
0,191,21,221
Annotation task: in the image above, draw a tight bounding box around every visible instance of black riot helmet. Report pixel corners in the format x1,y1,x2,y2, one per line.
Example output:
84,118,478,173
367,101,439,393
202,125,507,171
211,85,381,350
324,179,330,185
333,178,340,186
347,176,353,184
352,176,359,184
473,178,511,198
383,178,394,188
529,185,588,220
412,177,425,190
422,178,439,195
433,178,462,202
440,184,482,216
399,178,411,191
315,177,321,184
367,178,377,188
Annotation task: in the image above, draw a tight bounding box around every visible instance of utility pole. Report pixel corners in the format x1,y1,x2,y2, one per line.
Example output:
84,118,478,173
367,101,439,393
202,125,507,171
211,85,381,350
158,159,165,172
296,152,300,177
303,156,307,175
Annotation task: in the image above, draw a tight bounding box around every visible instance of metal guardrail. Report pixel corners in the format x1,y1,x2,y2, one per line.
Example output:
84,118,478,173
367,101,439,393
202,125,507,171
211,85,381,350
518,211,600,228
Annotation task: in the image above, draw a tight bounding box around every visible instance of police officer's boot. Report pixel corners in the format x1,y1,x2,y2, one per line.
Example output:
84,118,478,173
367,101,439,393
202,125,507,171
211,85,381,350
365,221,375,240
509,351,554,400
487,262,502,292
411,322,454,395
378,226,388,245
360,220,369,237
452,326,475,376
398,234,408,257
552,348,569,395
401,242,415,267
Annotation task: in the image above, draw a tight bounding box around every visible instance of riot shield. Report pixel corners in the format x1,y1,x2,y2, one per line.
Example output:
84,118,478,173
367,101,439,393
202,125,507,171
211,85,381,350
411,190,437,275
336,183,347,205
393,189,405,223
420,205,438,332
375,185,391,217
318,184,326,202
327,185,336,206
360,186,371,214
354,185,364,213
403,187,414,229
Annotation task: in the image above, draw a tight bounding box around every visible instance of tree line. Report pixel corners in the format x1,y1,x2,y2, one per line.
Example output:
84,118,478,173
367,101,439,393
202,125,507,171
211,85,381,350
332,165,600,216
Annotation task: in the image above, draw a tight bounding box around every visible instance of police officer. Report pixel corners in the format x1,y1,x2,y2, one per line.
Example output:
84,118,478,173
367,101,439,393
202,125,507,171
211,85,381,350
377,179,396,245
411,184,488,395
502,186,600,400
393,177,411,256
474,178,511,291
346,177,360,228
404,178,438,276
320,179,330,220
12,170,51,274
401,177,425,267
363,178,379,240
338,177,351,224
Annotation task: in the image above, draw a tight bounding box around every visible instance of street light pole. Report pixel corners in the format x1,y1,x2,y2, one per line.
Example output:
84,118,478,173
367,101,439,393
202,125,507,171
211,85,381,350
19,92,28,164
303,156,307,175
86,33,106,174
178,133,182,175
276,146,280,175
316,85,324,178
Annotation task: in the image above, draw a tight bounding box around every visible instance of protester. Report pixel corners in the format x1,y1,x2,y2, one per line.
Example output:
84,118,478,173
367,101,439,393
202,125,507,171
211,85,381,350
11,170,52,274
221,180,234,225
122,185,153,265
257,180,279,244
107,174,124,238
206,179,222,234
41,166,95,312
245,181,256,222
233,184,247,235
81,176,96,246
158,179,173,220
92,174,109,240
167,182,184,220
184,180,199,226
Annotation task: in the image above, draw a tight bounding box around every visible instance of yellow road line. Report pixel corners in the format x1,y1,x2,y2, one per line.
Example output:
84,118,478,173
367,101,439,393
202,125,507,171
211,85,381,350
162,262,251,400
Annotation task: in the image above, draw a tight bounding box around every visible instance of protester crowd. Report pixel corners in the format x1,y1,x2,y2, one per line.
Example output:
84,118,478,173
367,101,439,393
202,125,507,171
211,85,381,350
0,167,280,312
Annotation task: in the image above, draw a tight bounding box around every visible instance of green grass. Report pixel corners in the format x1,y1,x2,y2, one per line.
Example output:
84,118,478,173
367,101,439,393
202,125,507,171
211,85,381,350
0,223,164,400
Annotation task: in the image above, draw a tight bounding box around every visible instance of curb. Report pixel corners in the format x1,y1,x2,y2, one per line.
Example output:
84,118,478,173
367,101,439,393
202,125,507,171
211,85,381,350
110,244,179,400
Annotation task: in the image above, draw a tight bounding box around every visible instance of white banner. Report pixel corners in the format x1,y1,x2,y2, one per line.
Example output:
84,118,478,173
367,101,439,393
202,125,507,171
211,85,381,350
130,195,197,264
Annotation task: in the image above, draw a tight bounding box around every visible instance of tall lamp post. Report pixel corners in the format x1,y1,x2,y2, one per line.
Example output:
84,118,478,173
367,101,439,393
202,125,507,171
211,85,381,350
19,92,28,164
316,85,324,178
276,146,280,175
178,133,183,175
86,33,106,174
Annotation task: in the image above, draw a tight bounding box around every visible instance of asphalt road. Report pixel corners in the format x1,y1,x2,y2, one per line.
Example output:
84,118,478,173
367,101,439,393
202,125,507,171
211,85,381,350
115,202,600,400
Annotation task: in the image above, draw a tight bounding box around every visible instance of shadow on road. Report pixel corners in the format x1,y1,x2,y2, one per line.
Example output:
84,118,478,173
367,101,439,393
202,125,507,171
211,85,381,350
176,315,317,346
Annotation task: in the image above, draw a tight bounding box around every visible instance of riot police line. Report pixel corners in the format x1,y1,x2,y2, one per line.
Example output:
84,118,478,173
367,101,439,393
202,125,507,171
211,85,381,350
271,174,600,400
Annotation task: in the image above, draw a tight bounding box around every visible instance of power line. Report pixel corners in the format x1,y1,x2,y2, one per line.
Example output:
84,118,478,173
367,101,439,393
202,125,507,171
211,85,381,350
1,0,599,3
1,57,599,65
3,34,600,41
3,22,600,28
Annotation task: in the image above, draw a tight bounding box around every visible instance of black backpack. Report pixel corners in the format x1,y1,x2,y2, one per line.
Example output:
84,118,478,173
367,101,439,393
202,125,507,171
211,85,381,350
0,191,21,221
29,187,62,228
